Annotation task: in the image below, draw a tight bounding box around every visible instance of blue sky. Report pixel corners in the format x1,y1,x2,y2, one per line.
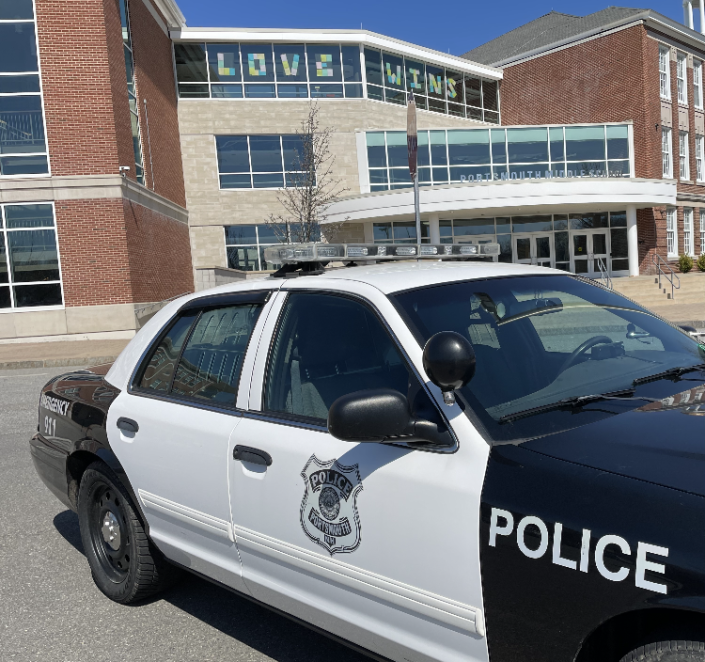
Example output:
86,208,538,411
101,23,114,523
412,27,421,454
176,0,687,56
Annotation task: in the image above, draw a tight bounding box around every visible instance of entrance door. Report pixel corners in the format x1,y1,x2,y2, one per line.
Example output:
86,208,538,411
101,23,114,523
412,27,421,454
572,231,609,276
513,234,553,267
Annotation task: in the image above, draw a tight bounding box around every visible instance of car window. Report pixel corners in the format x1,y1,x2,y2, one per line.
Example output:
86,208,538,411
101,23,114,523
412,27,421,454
265,292,414,423
171,304,262,404
138,311,199,392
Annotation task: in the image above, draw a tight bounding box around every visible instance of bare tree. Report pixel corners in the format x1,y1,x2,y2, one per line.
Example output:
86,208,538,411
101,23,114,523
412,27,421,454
265,102,348,243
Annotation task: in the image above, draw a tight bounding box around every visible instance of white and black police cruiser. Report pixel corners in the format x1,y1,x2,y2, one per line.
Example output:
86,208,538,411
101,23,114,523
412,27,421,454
30,241,705,662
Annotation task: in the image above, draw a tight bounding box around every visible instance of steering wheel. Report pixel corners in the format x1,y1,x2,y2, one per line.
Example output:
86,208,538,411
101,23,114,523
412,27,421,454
559,335,613,374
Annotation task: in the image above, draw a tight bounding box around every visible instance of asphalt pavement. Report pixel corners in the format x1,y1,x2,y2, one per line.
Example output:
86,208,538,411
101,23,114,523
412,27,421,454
0,366,368,662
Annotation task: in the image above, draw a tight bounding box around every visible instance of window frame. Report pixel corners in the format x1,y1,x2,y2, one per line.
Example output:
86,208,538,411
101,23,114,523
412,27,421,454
700,208,705,255
666,206,677,257
224,223,287,271
694,59,704,109
215,134,313,191
259,288,457,451
683,207,694,257
679,131,690,180
659,46,671,100
662,127,673,178
0,0,51,178
697,135,704,182
677,52,688,105
0,201,64,312
129,290,272,412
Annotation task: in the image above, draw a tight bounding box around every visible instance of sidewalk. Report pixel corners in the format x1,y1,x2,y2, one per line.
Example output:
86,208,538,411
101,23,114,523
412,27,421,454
648,302,705,329
0,339,130,370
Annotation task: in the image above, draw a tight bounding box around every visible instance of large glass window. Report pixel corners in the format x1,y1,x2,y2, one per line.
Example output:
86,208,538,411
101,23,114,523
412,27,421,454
0,3,48,177
697,136,704,182
216,134,310,189
700,209,705,256
677,52,688,105
662,128,673,178
695,60,703,109
118,0,145,184
684,207,694,256
0,203,63,309
659,46,671,99
680,131,690,180
666,207,677,257
225,224,287,271
174,40,500,120
367,124,631,191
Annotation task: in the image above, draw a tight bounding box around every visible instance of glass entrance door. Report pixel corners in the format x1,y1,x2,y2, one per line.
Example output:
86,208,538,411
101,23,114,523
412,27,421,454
513,234,553,267
572,231,609,276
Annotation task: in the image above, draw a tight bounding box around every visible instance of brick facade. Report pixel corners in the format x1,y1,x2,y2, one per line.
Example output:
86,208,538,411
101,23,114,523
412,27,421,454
33,0,193,317
498,23,705,273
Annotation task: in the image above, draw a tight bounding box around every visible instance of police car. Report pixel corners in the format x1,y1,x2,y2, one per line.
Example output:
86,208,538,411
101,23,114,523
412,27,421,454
30,242,705,662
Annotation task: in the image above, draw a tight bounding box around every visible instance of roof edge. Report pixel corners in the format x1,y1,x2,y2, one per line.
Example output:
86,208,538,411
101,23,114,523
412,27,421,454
153,0,187,28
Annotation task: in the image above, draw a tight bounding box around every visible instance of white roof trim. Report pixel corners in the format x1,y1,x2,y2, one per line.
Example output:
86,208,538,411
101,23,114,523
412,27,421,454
170,28,502,80
153,0,186,27
324,178,677,223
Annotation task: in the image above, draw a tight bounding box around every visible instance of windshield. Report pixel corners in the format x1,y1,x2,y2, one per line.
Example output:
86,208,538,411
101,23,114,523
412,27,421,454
391,275,705,442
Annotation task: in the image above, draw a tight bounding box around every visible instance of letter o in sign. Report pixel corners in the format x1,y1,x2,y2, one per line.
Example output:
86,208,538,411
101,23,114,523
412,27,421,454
517,516,550,559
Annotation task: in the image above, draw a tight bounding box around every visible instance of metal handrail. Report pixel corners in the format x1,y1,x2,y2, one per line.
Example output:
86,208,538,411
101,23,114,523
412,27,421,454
595,256,612,290
651,253,681,300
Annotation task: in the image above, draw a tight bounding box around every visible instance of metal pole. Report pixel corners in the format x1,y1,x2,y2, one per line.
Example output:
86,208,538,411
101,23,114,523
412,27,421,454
413,172,421,243
407,93,420,247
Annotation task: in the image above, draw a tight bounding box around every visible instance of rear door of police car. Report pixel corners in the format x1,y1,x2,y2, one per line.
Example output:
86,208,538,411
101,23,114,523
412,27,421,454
228,278,492,662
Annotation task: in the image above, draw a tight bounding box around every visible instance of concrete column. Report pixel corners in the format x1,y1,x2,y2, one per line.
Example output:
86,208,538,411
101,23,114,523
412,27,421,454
428,213,441,243
699,0,705,33
627,205,639,276
685,0,695,29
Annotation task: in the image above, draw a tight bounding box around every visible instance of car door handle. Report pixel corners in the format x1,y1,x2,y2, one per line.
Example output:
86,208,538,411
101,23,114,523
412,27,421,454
233,445,272,467
116,417,139,433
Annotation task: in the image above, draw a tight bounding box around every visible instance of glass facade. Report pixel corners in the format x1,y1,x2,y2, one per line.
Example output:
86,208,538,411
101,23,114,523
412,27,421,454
0,203,63,309
373,212,629,274
174,41,499,122
225,224,288,271
0,0,49,176
366,124,631,191
216,134,312,189
118,0,145,184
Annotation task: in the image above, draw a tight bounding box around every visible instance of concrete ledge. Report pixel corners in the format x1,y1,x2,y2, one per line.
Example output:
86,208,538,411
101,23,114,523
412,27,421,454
0,356,119,370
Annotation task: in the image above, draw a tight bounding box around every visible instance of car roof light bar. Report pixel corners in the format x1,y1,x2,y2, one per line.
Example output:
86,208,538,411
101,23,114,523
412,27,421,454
264,242,500,265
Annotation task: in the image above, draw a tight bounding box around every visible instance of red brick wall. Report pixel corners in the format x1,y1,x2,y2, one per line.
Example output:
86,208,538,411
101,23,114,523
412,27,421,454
123,199,194,302
55,198,133,307
35,0,125,177
129,0,187,207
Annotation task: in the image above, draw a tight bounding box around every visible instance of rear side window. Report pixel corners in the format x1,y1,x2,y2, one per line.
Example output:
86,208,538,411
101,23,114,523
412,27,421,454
172,304,261,404
136,301,263,405
139,311,199,392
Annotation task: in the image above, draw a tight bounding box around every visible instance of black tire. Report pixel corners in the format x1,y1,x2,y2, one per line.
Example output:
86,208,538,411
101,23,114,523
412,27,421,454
620,641,705,662
77,461,180,604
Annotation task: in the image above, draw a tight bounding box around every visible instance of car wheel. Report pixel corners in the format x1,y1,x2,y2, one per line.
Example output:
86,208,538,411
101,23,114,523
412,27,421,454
620,641,705,662
78,461,180,604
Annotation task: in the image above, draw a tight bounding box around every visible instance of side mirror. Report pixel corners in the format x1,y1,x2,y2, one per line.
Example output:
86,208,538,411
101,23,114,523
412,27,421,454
327,388,452,447
680,325,697,336
422,331,476,405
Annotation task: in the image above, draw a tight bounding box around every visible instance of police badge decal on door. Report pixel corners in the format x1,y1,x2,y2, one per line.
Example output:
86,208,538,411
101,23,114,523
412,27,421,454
300,455,363,555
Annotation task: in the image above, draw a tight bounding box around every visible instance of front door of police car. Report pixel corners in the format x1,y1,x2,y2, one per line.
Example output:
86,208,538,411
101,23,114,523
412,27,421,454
229,291,488,662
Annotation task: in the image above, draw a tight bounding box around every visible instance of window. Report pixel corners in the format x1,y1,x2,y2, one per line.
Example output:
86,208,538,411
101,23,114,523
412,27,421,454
697,136,704,182
0,203,63,309
680,131,690,180
666,207,677,257
700,208,705,255
659,46,671,99
372,221,429,244
264,292,430,423
174,40,499,121
677,52,688,104
695,60,703,109
215,134,311,189
137,301,264,404
662,127,673,178
684,207,694,256
367,124,631,191
225,224,288,271
118,0,145,184
0,2,48,176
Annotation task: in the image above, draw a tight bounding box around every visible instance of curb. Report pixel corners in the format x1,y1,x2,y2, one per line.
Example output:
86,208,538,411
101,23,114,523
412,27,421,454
0,356,119,371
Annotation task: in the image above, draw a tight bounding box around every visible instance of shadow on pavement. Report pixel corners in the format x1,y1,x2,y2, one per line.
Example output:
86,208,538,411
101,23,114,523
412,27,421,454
53,510,368,662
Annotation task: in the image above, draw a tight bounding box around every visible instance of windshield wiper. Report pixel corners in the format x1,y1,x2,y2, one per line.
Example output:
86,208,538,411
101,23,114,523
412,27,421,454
632,363,705,386
498,389,660,424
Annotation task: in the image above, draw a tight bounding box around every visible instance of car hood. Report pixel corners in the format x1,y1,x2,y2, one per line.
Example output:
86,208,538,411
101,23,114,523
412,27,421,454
522,383,705,496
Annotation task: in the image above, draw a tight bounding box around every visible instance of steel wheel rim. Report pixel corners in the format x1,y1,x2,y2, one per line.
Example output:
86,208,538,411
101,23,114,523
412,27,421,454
88,482,130,583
